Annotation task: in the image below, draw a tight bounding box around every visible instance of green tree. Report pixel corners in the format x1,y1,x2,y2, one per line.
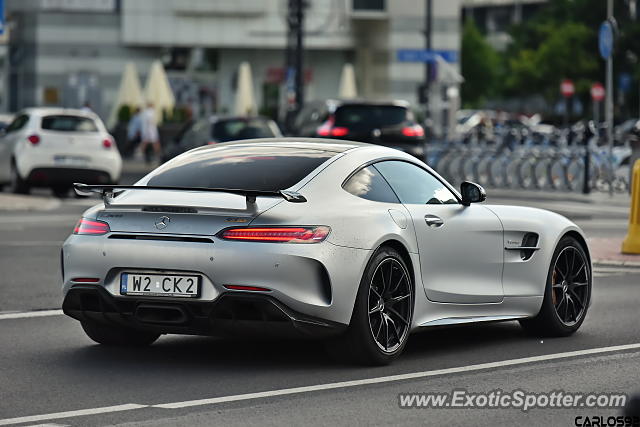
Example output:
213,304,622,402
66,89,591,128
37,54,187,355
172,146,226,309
499,0,640,104
504,22,599,100
460,19,501,107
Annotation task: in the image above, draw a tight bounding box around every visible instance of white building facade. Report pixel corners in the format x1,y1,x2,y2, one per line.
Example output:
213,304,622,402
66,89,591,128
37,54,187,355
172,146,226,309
6,0,461,133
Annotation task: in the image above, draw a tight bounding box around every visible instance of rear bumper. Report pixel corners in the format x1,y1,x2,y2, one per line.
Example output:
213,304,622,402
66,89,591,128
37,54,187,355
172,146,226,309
27,167,113,186
62,234,369,325
63,285,346,338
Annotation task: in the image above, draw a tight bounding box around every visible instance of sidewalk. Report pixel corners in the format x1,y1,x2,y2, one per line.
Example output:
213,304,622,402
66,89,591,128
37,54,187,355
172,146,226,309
0,193,61,211
487,188,630,207
589,236,640,267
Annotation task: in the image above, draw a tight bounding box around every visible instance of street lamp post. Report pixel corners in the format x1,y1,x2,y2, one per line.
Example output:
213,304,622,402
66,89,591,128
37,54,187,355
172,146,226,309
605,0,614,197
284,0,305,131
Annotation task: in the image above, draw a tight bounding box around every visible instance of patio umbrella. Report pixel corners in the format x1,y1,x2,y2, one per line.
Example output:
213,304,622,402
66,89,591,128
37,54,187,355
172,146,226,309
338,63,357,99
143,60,176,124
107,62,144,128
233,61,256,116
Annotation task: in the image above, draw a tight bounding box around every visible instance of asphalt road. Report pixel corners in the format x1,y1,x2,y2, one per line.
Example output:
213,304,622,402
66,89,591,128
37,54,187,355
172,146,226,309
0,181,638,426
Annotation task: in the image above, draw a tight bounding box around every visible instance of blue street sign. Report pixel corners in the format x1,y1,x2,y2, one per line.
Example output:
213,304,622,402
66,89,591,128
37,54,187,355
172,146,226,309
599,20,614,60
619,72,633,93
0,0,5,36
396,49,458,63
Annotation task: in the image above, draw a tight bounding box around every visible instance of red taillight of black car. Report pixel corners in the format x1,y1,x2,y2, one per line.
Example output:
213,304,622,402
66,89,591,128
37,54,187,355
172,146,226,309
401,125,425,137
317,116,349,137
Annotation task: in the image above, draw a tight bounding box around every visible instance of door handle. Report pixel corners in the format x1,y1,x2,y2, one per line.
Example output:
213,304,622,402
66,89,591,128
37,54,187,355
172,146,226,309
424,215,444,227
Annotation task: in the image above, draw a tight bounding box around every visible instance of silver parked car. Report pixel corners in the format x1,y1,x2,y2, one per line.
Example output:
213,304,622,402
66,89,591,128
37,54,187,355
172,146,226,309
62,138,592,365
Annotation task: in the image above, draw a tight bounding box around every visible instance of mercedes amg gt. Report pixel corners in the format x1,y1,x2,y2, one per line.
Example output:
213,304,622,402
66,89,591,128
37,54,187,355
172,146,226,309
62,138,592,365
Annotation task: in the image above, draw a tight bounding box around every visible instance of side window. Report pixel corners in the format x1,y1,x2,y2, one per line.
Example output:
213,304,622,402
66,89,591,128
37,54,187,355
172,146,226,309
374,160,458,205
5,115,29,133
343,165,400,203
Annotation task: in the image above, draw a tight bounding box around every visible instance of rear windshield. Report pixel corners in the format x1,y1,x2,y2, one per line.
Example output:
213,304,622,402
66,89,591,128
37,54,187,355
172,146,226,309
334,105,409,129
212,118,278,142
147,146,335,191
41,115,98,132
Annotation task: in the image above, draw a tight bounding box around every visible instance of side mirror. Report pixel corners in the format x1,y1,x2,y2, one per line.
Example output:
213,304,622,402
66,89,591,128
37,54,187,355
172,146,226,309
460,181,486,206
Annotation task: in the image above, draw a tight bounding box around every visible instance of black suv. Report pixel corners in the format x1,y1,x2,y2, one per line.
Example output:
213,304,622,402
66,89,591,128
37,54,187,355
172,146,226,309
163,116,282,162
290,100,425,158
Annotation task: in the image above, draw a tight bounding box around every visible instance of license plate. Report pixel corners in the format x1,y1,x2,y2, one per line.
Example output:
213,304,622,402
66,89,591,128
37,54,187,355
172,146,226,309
54,155,89,166
120,273,200,298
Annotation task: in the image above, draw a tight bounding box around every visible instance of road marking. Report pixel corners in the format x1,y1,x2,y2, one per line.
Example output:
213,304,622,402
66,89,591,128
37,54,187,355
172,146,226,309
0,404,147,426
0,215,78,223
0,241,63,247
0,309,63,320
22,424,69,427
0,343,639,425
152,342,640,409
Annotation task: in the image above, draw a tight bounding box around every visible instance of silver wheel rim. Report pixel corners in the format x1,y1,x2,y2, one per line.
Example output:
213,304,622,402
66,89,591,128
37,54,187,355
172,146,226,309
551,246,590,326
367,257,412,353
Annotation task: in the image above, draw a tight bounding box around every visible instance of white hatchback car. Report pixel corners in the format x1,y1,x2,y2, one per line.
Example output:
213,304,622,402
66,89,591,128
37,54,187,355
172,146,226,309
0,108,122,196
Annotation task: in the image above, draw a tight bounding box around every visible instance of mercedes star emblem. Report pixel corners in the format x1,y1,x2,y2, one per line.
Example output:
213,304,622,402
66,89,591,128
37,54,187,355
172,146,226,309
154,216,171,230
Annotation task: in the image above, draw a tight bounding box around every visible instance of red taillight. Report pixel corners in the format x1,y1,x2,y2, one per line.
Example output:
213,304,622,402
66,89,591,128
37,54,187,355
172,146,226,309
402,125,425,137
71,277,100,283
224,285,271,292
317,117,333,136
330,127,349,137
219,226,330,243
102,138,113,149
73,218,110,235
317,116,349,137
317,115,349,137
28,134,40,145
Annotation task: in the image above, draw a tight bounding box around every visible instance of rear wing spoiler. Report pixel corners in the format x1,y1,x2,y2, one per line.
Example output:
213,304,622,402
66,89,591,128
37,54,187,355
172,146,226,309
73,183,307,210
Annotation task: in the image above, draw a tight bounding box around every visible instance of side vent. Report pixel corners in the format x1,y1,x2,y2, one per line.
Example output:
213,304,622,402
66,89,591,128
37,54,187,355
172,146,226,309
520,233,539,260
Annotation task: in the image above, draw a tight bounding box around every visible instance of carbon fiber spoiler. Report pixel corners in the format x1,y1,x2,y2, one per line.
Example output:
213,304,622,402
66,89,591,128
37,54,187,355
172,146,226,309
73,183,307,210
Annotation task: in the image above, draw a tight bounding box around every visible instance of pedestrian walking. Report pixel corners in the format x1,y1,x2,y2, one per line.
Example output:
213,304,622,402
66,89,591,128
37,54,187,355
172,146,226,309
81,101,93,113
136,103,161,164
126,107,142,158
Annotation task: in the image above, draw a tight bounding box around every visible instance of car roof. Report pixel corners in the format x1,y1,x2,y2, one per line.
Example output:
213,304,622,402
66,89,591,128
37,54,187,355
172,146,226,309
191,137,370,154
323,99,411,108
18,107,98,118
207,115,274,122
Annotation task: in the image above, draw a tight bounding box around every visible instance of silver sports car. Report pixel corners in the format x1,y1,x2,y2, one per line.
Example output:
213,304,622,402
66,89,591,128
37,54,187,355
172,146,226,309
62,138,592,365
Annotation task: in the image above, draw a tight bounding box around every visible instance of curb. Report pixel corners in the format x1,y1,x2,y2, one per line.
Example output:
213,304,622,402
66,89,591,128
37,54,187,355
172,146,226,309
0,193,61,211
593,259,640,268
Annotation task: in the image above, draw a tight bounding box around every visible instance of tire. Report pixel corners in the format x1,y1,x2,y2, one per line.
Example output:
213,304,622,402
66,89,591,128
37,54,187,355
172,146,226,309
52,186,69,198
81,321,160,346
447,154,465,186
533,158,550,190
489,156,507,188
518,159,535,189
461,157,477,182
565,159,584,192
549,159,566,191
519,236,591,337
476,156,493,187
325,246,414,365
505,158,522,188
9,162,30,194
